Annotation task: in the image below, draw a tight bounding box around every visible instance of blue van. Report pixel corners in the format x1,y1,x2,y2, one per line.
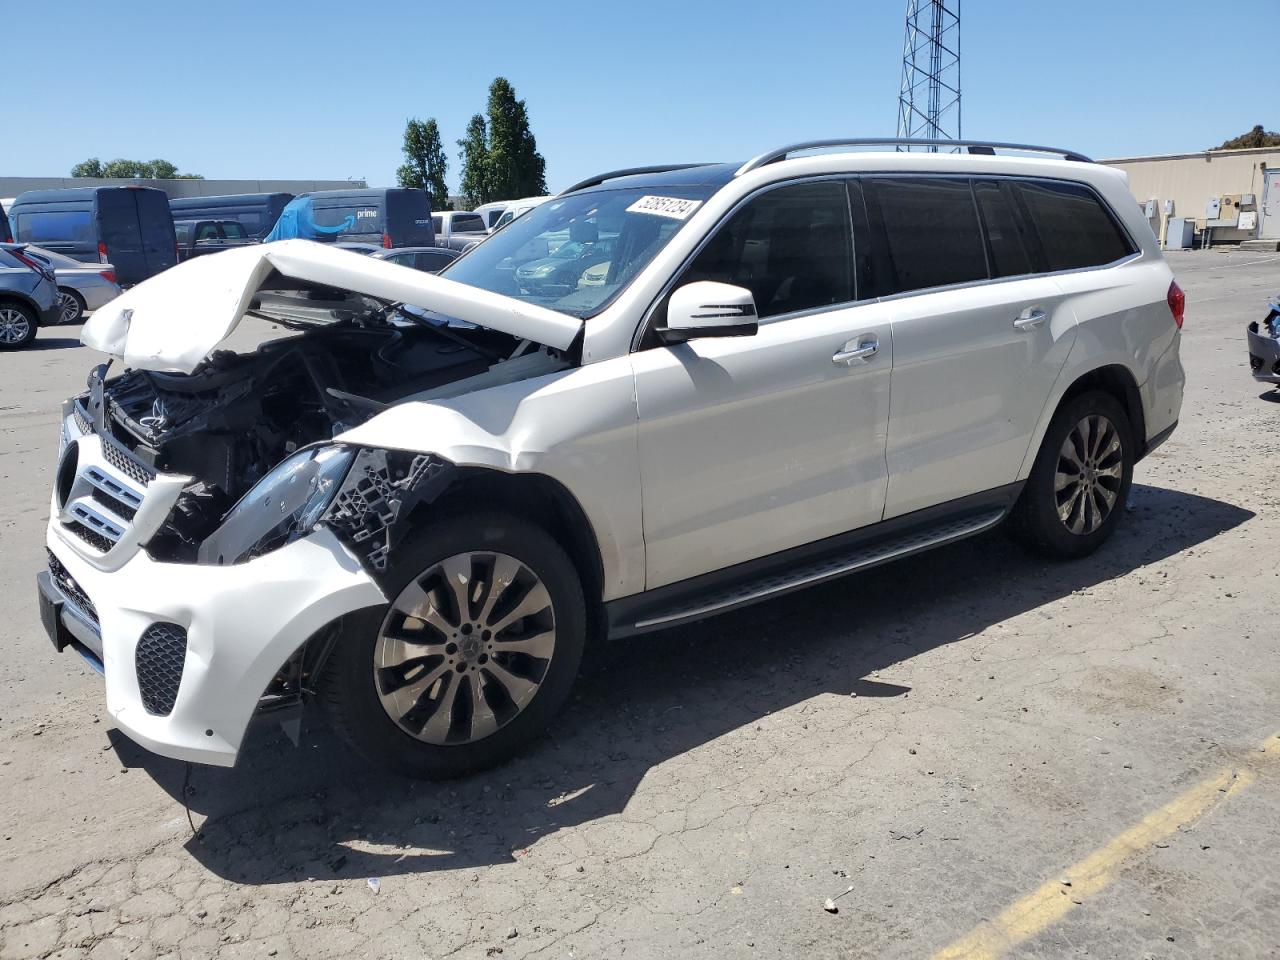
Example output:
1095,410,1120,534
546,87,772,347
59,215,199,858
8,186,177,286
0,201,11,243
168,192,293,240
263,188,434,247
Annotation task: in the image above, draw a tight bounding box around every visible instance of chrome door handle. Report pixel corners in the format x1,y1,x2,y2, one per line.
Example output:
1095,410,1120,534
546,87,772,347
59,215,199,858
1013,309,1047,331
833,337,879,365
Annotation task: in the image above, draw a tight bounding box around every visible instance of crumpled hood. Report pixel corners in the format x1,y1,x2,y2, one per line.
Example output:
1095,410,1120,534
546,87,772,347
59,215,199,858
80,239,583,373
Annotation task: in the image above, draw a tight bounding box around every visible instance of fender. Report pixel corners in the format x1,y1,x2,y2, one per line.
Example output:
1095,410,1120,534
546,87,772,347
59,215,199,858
336,352,647,601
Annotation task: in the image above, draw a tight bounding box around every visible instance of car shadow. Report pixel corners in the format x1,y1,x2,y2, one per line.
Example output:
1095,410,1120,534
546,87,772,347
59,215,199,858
1258,388,1280,403
112,483,1253,885
28,336,85,351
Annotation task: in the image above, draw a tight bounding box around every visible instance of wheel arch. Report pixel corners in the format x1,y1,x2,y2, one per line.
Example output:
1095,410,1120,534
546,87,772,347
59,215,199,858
407,467,609,642
0,292,42,319
1056,363,1147,458
1019,361,1148,480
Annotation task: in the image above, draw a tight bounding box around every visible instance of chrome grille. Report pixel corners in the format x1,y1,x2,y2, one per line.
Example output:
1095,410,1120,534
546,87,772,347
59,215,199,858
100,439,156,487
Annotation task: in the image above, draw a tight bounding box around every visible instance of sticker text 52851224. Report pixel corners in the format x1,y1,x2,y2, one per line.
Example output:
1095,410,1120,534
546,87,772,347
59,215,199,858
625,196,703,220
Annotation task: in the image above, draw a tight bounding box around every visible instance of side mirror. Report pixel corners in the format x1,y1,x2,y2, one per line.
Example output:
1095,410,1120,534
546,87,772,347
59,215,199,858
658,281,758,343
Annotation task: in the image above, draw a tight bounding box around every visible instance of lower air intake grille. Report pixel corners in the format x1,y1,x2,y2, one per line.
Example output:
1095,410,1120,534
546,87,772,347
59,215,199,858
136,623,188,716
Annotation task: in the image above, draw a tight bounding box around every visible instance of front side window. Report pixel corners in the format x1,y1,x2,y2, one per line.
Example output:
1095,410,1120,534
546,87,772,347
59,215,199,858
867,177,988,295
675,180,854,320
440,185,715,318
1013,180,1135,272
452,214,484,233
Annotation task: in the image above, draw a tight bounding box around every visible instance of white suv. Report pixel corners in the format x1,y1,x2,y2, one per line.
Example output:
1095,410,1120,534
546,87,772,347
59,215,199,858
39,139,1185,778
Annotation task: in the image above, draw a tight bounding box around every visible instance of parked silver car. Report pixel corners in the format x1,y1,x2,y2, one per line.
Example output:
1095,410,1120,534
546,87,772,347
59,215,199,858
24,245,123,324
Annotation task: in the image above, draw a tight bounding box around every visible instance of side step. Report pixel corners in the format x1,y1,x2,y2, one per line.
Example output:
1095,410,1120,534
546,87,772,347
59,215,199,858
618,508,1007,636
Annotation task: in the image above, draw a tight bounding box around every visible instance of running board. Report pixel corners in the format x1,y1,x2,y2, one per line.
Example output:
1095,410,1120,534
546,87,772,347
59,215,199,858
614,507,1008,636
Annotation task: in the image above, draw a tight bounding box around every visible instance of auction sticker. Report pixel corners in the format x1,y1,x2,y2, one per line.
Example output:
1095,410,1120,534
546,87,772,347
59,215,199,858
625,196,702,220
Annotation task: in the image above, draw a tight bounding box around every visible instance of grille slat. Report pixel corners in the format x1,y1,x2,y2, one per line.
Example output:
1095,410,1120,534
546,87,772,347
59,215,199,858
100,439,156,487
46,550,100,626
136,623,187,716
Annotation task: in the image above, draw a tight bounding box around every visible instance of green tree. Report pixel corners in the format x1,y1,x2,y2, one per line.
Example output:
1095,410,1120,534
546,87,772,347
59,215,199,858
72,157,201,179
70,158,104,178
1216,125,1280,150
484,77,547,200
396,118,451,210
457,114,491,208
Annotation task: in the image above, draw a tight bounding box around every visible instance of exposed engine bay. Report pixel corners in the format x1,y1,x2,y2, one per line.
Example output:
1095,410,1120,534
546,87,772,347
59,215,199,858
86,290,570,561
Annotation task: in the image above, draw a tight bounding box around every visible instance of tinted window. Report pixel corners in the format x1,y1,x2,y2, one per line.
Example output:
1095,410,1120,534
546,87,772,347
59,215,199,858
174,221,194,244
195,223,220,242
677,180,854,320
1011,180,1134,271
14,210,94,244
221,222,246,239
451,214,484,233
417,251,455,272
867,177,987,294
974,179,1038,278
431,214,443,232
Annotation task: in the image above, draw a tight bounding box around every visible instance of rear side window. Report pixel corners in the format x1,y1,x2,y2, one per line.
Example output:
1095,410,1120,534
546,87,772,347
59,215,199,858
451,214,484,233
417,251,455,272
14,210,94,244
866,178,987,294
973,179,1038,278
1010,180,1134,271
677,180,854,320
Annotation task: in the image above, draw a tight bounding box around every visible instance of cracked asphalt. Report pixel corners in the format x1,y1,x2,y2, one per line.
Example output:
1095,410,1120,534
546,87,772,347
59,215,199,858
1,249,1278,959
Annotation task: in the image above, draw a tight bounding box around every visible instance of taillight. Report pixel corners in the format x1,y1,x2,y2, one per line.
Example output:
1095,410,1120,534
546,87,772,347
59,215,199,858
98,242,109,264
382,232,392,249
100,270,117,284
1167,280,1185,329
11,248,47,277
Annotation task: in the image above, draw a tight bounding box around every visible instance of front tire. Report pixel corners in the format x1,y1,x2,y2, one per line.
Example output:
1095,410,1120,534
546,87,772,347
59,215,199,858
320,512,586,779
1008,390,1134,559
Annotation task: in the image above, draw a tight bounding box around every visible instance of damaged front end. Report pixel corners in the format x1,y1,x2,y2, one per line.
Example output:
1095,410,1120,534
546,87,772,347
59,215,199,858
1247,299,1280,385
45,241,581,762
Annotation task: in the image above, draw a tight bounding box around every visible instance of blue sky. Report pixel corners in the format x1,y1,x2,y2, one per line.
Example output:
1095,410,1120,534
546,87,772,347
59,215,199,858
7,0,1274,192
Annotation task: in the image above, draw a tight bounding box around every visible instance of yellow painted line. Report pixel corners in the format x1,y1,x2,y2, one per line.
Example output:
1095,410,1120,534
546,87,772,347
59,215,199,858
931,732,1280,960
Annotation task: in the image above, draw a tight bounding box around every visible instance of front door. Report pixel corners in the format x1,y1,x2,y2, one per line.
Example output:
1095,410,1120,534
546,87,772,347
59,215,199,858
1262,169,1280,240
631,180,892,590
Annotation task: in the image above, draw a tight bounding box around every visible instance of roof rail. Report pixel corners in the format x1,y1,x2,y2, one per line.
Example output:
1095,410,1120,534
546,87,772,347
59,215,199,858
558,164,712,196
736,139,1093,176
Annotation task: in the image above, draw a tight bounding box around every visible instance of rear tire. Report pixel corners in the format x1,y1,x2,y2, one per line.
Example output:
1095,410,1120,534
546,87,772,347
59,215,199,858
57,289,85,325
0,302,38,350
320,511,586,779
1007,390,1134,559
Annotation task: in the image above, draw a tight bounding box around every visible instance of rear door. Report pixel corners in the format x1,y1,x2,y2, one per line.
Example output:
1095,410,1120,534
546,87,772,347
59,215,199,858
384,190,434,246
96,190,147,284
867,175,1077,519
134,188,177,279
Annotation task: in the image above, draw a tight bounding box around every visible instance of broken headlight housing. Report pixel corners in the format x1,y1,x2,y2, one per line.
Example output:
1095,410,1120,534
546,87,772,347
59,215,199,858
196,445,355,565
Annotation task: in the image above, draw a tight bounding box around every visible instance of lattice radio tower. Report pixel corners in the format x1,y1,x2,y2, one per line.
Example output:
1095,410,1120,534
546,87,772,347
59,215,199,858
896,0,961,149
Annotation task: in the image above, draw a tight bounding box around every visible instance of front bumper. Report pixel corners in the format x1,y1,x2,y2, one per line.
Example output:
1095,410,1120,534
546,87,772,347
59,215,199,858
42,523,385,766
1247,320,1280,384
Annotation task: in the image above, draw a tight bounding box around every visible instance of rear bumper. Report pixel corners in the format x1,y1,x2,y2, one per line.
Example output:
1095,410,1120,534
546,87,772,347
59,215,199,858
42,523,385,766
1247,321,1280,384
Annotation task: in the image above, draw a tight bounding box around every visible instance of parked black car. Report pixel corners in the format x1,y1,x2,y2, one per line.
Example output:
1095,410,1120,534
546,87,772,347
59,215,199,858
169,193,293,241
8,186,177,286
174,219,256,261
335,243,459,272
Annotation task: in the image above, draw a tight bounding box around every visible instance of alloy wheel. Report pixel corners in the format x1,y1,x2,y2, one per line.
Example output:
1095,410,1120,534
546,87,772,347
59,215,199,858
58,292,82,324
0,308,31,344
1055,413,1123,535
374,551,557,745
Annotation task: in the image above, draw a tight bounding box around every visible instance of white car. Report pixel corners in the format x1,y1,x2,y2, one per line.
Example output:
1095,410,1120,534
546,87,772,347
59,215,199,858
39,139,1184,778
491,195,553,230
471,201,511,232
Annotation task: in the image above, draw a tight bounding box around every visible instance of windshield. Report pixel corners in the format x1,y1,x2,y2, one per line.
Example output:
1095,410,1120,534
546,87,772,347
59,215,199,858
440,186,713,318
